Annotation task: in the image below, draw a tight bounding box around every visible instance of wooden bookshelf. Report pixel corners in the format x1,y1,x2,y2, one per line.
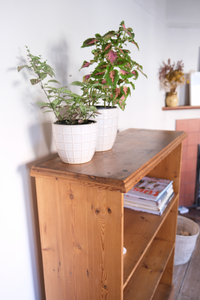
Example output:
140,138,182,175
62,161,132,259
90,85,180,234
31,128,186,300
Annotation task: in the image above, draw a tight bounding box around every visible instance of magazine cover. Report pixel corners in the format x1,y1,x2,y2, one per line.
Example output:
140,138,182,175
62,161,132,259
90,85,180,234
125,176,173,201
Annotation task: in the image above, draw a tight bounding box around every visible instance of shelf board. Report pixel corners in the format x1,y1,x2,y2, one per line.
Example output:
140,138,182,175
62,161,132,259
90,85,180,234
123,194,178,287
123,238,174,300
162,105,200,110
152,283,174,300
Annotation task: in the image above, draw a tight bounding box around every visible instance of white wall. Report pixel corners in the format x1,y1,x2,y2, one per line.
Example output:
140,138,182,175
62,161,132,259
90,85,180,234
1,0,199,299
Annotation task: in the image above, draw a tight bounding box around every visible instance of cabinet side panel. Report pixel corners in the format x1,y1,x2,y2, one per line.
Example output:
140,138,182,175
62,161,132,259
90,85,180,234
35,177,123,300
35,177,67,300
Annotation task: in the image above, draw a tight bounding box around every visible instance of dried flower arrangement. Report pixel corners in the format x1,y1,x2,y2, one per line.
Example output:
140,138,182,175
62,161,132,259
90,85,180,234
158,59,185,93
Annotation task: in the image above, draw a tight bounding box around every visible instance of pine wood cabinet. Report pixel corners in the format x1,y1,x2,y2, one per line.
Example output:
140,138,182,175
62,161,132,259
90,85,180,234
31,128,186,300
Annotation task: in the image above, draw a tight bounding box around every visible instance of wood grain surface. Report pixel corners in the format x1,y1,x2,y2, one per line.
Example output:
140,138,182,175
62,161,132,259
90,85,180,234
32,128,186,300
35,177,123,300
31,128,186,193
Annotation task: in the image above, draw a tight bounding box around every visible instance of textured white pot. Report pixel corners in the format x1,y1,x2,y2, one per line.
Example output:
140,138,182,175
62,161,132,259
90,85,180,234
95,106,118,152
52,121,98,164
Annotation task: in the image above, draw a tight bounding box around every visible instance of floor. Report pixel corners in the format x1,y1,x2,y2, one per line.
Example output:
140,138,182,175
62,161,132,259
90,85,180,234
172,208,200,300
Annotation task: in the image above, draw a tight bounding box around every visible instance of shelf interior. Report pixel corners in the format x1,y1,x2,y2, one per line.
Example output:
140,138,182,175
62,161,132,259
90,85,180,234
152,283,174,300
123,237,174,300
123,194,178,286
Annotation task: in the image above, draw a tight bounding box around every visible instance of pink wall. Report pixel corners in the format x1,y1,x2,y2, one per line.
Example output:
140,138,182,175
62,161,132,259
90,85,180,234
176,119,200,206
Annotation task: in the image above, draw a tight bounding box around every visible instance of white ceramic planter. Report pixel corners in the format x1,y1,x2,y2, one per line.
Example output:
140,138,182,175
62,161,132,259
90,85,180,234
52,121,97,164
95,106,118,152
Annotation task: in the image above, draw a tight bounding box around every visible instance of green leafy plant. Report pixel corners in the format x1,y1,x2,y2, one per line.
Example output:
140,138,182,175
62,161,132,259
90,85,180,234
80,21,147,110
17,46,99,124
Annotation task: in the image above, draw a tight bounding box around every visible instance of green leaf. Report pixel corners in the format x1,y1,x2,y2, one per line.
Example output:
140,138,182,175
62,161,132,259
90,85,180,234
36,102,48,106
129,82,135,90
103,30,116,39
30,78,41,85
132,69,139,80
105,68,119,87
94,62,108,72
113,58,128,67
119,69,134,79
17,65,31,72
47,79,60,84
81,38,96,48
70,81,85,87
39,72,48,80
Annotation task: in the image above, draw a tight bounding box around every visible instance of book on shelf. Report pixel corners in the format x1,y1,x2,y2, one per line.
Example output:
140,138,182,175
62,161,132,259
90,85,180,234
124,188,174,212
124,176,174,215
124,192,174,215
124,176,173,203
124,184,174,208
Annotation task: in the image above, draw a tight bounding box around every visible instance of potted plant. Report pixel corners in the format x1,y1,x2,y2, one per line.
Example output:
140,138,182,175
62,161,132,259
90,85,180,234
18,46,99,164
158,59,186,107
79,20,147,151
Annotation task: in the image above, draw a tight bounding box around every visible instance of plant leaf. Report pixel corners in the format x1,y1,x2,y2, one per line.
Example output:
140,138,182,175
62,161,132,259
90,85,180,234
103,31,116,39
47,79,60,84
105,69,119,87
17,65,31,72
119,69,133,79
114,58,128,67
36,102,50,107
80,60,92,69
94,62,108,72
83,74,91,82
91,70,105,79
30,78,41,85
81,38,96,48
106,50,118,64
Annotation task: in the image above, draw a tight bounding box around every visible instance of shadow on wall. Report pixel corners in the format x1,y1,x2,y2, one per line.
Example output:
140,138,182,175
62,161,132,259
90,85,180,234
15,39,71,300
48,39,70,87
17,153,57,300
28,121,53,158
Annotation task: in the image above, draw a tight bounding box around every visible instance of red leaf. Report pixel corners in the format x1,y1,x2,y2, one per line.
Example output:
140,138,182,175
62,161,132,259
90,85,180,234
83,74,91,82
123,86,128,95
102,79,107,84
110,70,116,84
106,50,118,64
104,43,112,51
81,61,91,69
120,69,129,75
114,88,121,98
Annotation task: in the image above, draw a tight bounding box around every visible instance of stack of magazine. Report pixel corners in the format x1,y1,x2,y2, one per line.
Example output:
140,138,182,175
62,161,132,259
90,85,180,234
124,176,174,215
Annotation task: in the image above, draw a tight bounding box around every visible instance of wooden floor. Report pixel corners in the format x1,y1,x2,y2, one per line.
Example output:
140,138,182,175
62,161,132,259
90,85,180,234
172,208,200,300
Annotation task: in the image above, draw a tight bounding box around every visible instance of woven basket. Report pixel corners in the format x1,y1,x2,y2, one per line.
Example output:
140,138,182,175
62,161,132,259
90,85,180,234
174,215,199,265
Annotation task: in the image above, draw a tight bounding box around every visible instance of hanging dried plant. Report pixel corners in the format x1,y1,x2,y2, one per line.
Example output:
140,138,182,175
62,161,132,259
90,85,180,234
158,59,185,93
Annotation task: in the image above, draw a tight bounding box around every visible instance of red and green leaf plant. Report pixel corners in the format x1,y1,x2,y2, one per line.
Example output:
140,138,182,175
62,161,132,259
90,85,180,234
18,46,99,124
80,21,147,110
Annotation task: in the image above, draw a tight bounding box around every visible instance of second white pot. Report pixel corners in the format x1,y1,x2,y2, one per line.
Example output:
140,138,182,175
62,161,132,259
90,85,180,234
95,106,118,152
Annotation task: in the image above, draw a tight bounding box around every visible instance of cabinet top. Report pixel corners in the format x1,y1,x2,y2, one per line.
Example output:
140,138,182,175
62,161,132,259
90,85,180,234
31,128,186,192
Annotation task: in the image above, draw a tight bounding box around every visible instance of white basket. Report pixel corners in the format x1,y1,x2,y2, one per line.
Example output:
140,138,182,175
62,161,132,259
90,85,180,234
174,215,199,265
